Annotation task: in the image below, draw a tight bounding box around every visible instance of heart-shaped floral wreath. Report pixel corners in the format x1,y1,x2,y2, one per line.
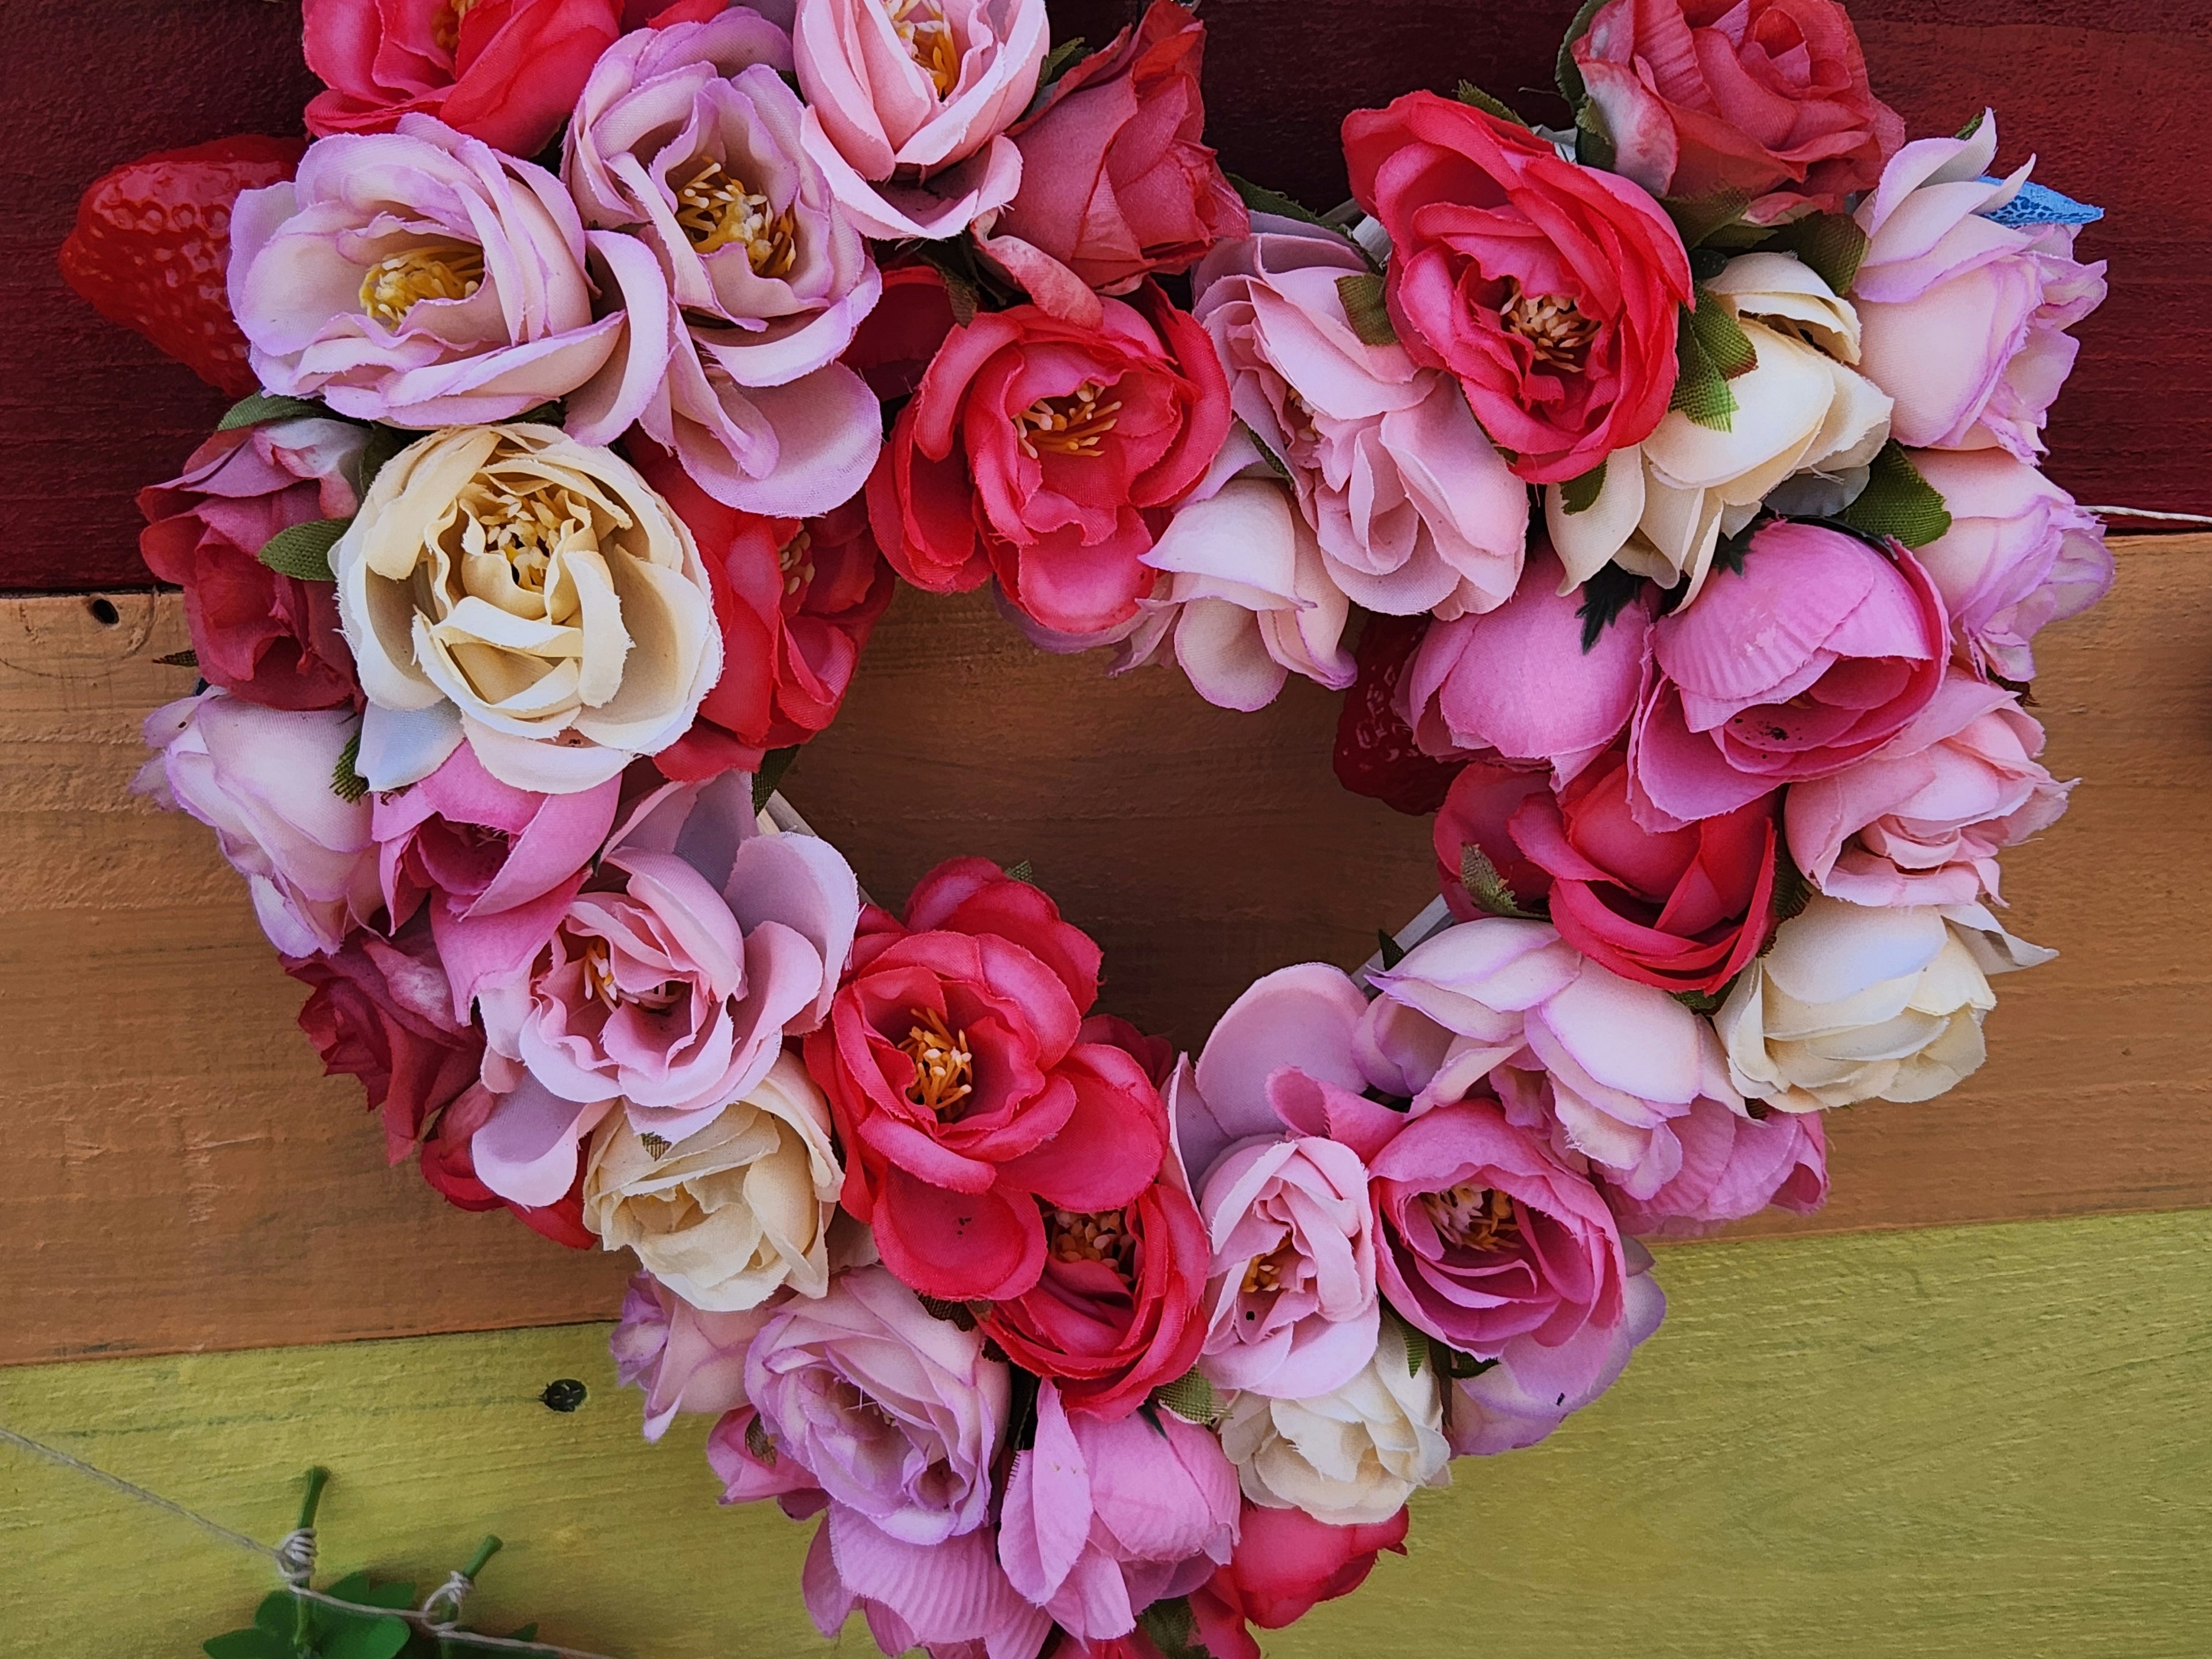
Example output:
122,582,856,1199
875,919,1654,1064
73,0,2114,1652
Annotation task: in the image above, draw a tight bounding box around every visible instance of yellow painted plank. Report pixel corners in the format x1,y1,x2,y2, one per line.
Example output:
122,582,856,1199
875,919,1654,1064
2,1208,2207,1657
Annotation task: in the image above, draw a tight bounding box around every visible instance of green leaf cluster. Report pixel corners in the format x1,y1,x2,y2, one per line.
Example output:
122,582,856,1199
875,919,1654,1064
1575,562,1649,652
1225,175,1378,269
1454,81,1529,127
204,1576,412,1659
1835,440,1953,548
1334,271,1397,347
1560,457,1608,516
1137,1596,1222,1659
1151,1369,1225,1427
1669,287,1760,431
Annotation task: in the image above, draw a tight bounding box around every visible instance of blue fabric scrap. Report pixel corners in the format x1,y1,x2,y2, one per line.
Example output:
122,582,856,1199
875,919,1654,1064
1980,178,2104,229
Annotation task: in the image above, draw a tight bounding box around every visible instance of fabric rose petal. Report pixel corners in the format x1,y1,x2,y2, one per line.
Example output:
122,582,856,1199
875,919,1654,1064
1630,520,1948,828
610,1270,781,1441
798,1502,1050,1659
1602,1099,1826,1238
333,423,722,794
229,117,627,427
1194,1502,1409,1647
1343,91,1693,483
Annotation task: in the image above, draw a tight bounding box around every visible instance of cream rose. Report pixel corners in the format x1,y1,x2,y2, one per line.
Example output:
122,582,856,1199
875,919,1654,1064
1547,252,1892,606
335,423,721,794
1217,1316,1449,1526
1714,895,2054,1111
582,1050,844,1310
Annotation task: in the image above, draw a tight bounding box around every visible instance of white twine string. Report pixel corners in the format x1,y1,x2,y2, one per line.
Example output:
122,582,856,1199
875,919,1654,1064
0,1422,618,1658
2085,506,2212,527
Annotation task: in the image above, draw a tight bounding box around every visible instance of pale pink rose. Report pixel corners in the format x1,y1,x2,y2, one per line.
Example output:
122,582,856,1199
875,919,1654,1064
801,1503,1050,1659
609,1270,780,1441
1178,963,1378,1185
1402,550,1650,785
228,116,625,427
135,692,380,957
1908,448,2113,682
1602,1098,1827,1239
792,0,1048,240
1192,215,1527,617
998,1381,1238,1645
1785,669,2070,908
1851,113,2106,461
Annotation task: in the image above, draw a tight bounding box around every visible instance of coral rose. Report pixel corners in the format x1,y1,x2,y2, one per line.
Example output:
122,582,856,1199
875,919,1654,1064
609,1270,778,1441
868,284,1231,637
1630,520,1947,827
137,417,367,711
302,0,622,158
805,859,1171,1303
1194,1501,1408,1646
1343,91,1692,483
1570,0,1904,224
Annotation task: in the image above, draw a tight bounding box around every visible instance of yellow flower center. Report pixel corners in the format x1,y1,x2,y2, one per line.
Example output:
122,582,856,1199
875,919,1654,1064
672,159,799,278
432,0,480,58
579,937,684,1013
471,484,591,596
1238,1244,1299,1297
1421,1183,1522,1253
887,0,960,97
1015,381,1122,459
358,241,484,328
777,529,816,597
1047,1206,1137,1283
1498,281,1600,370
899,1006,973,1118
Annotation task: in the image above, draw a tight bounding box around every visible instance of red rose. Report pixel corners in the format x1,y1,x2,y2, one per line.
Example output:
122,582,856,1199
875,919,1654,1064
420,1081,594,1248
1438,745,1779,994
1332,612,1465,816
138,421,367,711
635,446,893,779
995,1,1249,292
302,0,623,158
842,263,961,403
866,283,1232,637
1343,92,1692,484
1192,1500,1411,1647
975,1161,1209,1419
285,918,483,1164
1572,0,1905,224
804,859,1171,1303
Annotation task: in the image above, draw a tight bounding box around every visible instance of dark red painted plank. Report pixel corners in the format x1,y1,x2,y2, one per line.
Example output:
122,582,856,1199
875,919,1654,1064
4,0,2202,591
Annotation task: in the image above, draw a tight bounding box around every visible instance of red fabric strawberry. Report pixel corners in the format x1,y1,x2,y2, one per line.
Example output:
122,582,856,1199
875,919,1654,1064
1332,611,1464,817
58,134,306,397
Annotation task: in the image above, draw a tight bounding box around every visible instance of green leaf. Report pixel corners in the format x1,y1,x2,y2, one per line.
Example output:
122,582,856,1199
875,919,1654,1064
1685,286,1758,379
1662,186,1753,251
1137,1595,1221,1659
1956,109,1986,141
1668,300,1740,431
156,647,199,668
320,1615,412,1659
1151,1369,1223,1427
1560,457,1608,516
332,729,369,803
257,517,350,582
916,1293,983,1329
1002,859,1033,884
1575,562,1647,652
1555,0,1610,108
1759,210,1870,297
1672,982,1733,1016
913,239,985,325
357,425,417,497
1459,843,1541,921
202,1630,287,1659
1031,34,1089,102
1573,96,1616,172
324,1574,414,1611
1226,174,1341,237
1335,272,1397,347
512,399,567,427
752,744,800,812
1836,440,1953,549
1767,839,1814,937
1374,928,1407,971
1454,81,1528,127
217,392,331,433
253,1590,295,1638
1431,1340,1500,1381
744,1410,779,1464
1711,520,1757,578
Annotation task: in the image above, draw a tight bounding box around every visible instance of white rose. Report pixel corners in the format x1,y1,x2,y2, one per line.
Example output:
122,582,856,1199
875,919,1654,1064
1715,896,2054,1111
1546,251,1891,607
335,423,721,794
582,1050,844,1310
1217,1316,1449,1525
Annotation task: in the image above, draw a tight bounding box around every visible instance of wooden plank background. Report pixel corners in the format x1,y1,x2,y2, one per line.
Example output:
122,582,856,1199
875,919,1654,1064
3,0,2207,593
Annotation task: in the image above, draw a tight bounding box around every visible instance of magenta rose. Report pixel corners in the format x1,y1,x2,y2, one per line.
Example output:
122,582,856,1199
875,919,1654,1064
1571,0,1904,225
1402,549,1650,782
993,0,1248,294
610,1270,782,1442
1602,1096,1826,1239
1630,520,1948,827
1784,669,2070,908
137,418,366,711
1851,116,2107,461
1343,92,1693,484
302,0,622,158
285,914,483,1162
1908,448,2113,683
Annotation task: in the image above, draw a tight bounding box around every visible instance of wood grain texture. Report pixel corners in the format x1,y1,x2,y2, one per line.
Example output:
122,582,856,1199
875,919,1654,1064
3,0,2205,591
5,1207,2209,1657
0,537,2203,1366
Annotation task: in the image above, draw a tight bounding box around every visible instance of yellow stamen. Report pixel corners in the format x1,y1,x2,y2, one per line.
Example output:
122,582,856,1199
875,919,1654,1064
578,937,683,1014
899,1007,974,1117
887,0,960,97
1239,1245,1297,1298
1015,381,1122,459
432,0,481,58
1047,1206,1137,1282
672,159,798,277
1498,281,1600,370
359,241,484,328
1421,1183,1522,1253
777,529,816,597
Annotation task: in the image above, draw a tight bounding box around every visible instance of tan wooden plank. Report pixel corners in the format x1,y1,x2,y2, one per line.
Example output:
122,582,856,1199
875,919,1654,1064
1,540,2203,1366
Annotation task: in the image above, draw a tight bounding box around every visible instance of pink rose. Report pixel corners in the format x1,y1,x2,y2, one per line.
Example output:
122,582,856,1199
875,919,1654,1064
284,915,482,1162
1784,669,2070,908
609,1270,778,1441
1630,520,1948,827
1195,1501,1409,1640
136,418,366,712
1907,448,2113,682
798,1504,1049,1659
373,743,621,1018
793,0,1048,240
991,1,1247,294
1571,0,1904,225
1603,1097,1825,1238
1402,549,1650,783
229,118,626,427
1192,216,1527,617
302,0,622,158
1851,115,2107,461
135,692,381,957
998,1380,1238,1645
